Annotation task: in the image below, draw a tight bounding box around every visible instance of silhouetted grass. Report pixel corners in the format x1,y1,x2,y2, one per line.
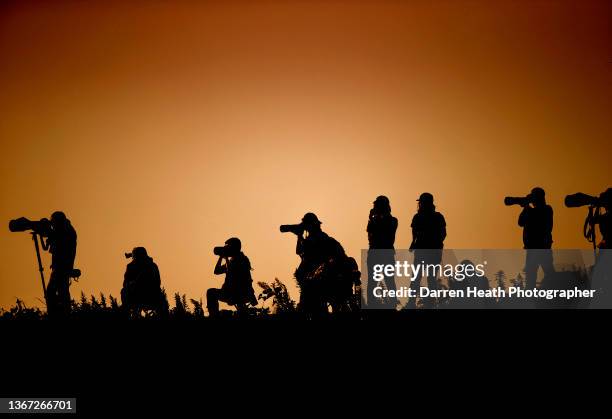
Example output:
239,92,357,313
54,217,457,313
0,269,594,319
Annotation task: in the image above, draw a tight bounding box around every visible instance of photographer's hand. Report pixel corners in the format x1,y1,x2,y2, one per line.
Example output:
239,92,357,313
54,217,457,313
40,236,49,251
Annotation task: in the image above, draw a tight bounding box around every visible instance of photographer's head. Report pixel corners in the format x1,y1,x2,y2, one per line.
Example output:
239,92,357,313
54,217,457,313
417,192,435,212
529,187,546,207
50,211,67,227
301,212,322,233
372,195,391,215
224,237,241,257
131,247,148,261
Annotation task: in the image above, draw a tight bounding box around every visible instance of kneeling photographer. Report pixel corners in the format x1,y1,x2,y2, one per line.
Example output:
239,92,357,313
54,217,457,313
505,187,554,289
206,237,257,317
9,211,77,317
121,247,166,317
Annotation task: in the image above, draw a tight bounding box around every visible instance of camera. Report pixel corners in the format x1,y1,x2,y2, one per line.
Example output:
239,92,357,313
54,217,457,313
8,217,52,236
279,223,304,235
565,191,610,208
125,252,133,259
213,246,230,257
504,196,532,207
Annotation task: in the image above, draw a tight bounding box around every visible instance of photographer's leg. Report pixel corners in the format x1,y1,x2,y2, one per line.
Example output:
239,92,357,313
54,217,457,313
541,249,555,277
57,273,71,316
525,250,538,290
206,288,221,317
593,250,612,308
366,251,379,309
382,252,398,309
298,283,312,316
424,250,441,308
407,273,421,309
46,271,59,317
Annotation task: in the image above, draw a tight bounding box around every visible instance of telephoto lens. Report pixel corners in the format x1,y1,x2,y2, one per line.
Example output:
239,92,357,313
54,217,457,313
8,217,33,232
564,192,597,208
279,224,303,234
504,196,530,207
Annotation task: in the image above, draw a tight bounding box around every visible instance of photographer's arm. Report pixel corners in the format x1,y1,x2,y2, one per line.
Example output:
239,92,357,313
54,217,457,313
409,227,416,252
546,207,553,233
214,256,227,275
518,206,529,227
440,222,447,243
409,215,417,252
40,236,50,251
296,234,305,256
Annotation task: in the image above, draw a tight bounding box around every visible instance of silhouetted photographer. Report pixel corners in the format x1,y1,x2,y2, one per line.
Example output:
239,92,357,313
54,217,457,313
9,211,78,317
206,238,257,317
121,247,167,317
566,188,612,306
281,213,358,316
406,193,446,309
366,195,398,309
506,187,554,289
565,188,612,251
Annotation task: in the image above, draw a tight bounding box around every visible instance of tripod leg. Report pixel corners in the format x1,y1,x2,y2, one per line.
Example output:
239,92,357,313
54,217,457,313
32,233,47,305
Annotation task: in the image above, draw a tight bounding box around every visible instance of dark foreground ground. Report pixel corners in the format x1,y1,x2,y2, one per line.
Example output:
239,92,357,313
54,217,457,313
0,306,608,417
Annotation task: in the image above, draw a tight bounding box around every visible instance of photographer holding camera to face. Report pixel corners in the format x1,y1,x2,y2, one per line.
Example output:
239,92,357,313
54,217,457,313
366,195,399,309
281,213,353,316
565,188,612,250
9,211,77,317
206,237,257,317
565,188,611,306
505,187,554,289
282,213,332,316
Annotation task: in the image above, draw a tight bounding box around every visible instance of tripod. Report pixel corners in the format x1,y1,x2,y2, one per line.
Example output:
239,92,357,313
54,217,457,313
31,232,48,306
584,205,600,259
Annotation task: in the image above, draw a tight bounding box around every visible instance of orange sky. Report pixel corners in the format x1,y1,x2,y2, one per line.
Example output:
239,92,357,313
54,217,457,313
1,0,610,310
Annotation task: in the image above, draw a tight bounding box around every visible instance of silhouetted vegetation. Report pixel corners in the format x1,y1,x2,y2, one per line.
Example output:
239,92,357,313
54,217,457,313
0,267,598,319
257,278,297,315
0,279,297,320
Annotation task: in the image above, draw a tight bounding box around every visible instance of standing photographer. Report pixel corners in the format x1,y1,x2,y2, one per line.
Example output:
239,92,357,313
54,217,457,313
366,196,398,309
43,211,77,317
206,237,257,317
406,193,446,309
591,188,611,306
594,188,611,250
517,187,554,289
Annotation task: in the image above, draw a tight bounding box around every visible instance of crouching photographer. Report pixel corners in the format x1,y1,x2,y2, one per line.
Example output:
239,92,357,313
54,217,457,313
9,211,78,318
206,238,257,317
121,247,167,317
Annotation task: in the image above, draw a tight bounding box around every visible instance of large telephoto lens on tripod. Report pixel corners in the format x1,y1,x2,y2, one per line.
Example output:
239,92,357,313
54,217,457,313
565,193,598,208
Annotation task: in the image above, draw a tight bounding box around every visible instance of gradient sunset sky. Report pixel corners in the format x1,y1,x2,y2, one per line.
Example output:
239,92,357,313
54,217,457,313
1,0,610,309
